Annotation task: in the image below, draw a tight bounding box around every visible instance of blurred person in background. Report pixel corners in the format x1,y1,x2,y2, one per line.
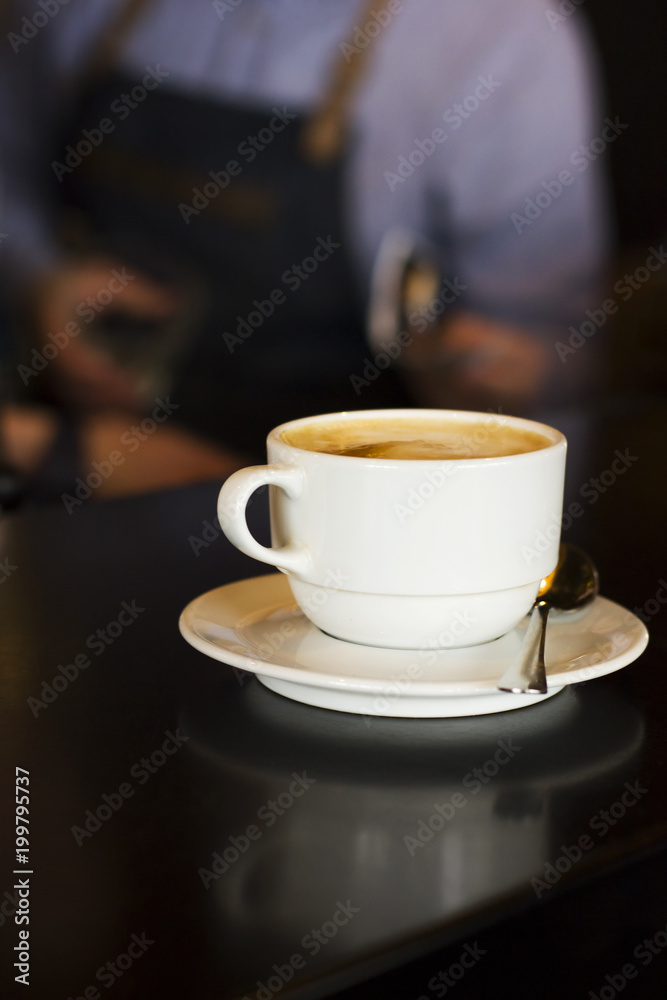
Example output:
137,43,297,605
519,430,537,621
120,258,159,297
0,0,610,501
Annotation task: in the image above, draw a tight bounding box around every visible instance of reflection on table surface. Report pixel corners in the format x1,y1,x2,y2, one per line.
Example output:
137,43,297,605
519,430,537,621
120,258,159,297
2,397,667,999
179,676,645,994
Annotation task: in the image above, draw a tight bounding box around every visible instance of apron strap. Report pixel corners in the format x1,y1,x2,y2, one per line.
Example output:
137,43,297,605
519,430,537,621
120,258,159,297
301,0,400,164
74,0,156,91
68,0,394,164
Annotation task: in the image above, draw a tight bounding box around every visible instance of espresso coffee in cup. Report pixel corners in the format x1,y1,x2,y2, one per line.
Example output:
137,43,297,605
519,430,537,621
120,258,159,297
218,409,566,649
280,414,551,460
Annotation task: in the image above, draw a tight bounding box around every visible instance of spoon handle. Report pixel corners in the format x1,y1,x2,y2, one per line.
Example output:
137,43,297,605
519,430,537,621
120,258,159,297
497,601,550,694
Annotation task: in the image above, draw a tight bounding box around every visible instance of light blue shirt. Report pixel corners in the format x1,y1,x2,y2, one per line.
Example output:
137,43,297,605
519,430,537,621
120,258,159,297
0,0,610,330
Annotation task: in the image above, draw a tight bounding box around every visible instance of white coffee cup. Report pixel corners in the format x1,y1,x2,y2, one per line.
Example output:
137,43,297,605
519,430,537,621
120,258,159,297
217,409,566,649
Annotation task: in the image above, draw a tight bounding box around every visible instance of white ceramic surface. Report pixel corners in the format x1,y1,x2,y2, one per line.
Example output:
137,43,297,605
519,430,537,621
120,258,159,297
217,409,567,648
179,574,648,718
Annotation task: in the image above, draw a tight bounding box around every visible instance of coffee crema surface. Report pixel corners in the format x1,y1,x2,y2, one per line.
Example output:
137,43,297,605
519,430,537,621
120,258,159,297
281,417,552,460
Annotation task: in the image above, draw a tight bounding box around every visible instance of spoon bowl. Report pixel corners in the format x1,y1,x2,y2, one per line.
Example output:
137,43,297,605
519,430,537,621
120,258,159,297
541,543,599,612
497,543,600,695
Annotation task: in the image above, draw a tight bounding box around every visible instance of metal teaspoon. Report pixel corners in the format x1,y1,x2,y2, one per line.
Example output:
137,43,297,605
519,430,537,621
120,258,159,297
497,543,599,695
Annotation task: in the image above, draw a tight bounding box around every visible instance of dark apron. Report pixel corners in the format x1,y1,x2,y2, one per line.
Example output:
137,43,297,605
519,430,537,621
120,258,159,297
58,69,410,458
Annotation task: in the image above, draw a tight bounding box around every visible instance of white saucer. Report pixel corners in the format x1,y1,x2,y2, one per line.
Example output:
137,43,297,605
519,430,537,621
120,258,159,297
179,574,649,718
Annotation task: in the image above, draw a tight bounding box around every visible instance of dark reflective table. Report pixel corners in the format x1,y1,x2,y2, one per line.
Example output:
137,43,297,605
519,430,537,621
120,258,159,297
1,398,667,999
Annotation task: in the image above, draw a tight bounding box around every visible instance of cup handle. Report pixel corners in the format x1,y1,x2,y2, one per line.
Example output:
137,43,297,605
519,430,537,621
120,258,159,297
217,464,311,576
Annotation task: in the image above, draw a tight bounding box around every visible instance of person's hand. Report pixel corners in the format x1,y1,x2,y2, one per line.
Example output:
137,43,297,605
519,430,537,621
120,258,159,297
401,310,553,414
79,413,248,497
32,259,179,411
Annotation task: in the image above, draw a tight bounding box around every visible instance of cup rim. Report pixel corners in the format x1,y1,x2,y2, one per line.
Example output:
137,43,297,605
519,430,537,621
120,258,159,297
268,408,567,463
